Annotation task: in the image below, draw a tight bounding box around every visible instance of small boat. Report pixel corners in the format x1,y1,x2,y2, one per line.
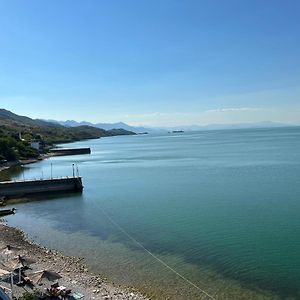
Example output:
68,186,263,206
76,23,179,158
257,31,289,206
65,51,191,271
0,208,16,217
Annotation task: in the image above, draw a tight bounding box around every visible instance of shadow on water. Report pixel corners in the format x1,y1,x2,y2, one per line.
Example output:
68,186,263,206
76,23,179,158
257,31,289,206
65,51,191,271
0,165,24,182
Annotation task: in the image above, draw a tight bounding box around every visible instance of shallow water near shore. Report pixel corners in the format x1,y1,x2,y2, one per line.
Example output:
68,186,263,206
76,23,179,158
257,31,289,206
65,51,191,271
3,127,300,299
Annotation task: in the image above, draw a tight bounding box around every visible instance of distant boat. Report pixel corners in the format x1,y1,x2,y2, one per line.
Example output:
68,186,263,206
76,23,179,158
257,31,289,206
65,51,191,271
0,208,16,217
172,130,184,133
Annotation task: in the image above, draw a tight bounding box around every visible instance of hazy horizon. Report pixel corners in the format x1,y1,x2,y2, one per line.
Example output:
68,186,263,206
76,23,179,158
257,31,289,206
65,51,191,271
43,116,299,129
2,107,300,129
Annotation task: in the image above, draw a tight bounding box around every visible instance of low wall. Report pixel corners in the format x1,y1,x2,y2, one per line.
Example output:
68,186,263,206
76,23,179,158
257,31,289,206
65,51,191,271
0,177,83,198
49,148,91,156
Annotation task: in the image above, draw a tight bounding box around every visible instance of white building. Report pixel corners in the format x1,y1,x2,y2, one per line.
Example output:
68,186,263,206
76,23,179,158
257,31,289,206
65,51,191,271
30,141,41,151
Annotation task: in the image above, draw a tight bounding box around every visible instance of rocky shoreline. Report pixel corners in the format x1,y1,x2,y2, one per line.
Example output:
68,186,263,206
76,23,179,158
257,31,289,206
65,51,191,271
0,153,57,174
0,222,149,300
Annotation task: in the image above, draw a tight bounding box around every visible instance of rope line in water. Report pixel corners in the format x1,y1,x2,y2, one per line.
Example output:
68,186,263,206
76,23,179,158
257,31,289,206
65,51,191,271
99,207,217,300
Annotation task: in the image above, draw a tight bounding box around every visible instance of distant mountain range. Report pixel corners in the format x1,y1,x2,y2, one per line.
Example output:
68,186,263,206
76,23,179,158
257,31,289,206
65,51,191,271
44,119,160,133
0,109,136,144
0,108,139,161
45,119,298,133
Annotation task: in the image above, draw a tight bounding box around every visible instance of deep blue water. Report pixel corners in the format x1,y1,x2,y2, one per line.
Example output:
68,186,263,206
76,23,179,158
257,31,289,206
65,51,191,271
4,127,300,299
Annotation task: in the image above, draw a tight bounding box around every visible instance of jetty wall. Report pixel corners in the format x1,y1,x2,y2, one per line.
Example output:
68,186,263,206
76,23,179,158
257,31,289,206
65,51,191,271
0,177,83,198
49,147,91,156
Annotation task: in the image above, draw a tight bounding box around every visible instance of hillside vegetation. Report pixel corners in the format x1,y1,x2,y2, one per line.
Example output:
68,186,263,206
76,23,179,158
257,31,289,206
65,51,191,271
0,109,135,161
0,135,39,161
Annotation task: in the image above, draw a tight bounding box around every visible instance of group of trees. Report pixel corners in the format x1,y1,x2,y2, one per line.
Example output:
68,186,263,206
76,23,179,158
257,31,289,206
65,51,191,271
0,133,39,162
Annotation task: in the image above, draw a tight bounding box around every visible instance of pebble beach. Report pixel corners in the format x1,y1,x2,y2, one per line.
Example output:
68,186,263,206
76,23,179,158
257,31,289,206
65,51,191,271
0,222,149,300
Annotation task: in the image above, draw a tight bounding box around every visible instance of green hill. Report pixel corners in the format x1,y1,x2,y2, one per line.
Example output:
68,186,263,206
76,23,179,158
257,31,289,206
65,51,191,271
0,109,135,161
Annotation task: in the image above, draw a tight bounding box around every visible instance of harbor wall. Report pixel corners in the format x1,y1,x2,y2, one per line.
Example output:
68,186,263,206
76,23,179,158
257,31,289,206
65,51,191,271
49,147,91,156
0,177,83,198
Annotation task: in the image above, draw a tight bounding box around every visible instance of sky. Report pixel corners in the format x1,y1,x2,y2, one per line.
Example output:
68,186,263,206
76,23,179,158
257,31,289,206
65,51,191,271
0,0,299,126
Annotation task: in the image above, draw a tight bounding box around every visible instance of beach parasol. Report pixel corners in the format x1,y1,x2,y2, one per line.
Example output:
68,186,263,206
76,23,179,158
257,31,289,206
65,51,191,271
5,255,36,283
0,262,12,273
5,255,36,270
0,263,15,298
26,270,62,285
0,245,22,260
0,268,11,277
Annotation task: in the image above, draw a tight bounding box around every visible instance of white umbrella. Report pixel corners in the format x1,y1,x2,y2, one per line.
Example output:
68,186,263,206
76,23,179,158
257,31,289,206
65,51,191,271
0,263,14,299
0,262,11,273
0,268,10,277
0,245,22,261
6,255,36,270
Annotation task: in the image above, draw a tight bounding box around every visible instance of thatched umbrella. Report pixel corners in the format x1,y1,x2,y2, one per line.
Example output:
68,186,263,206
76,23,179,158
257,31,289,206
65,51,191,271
5,255,36,283
0,263,14,298
5,255,36,270
0,262,13,275
26,270,62,285
0,268,10,277
0,245,22,261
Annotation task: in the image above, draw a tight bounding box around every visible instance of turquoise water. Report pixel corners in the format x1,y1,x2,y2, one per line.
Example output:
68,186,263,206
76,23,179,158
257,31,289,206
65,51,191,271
3,127,300,299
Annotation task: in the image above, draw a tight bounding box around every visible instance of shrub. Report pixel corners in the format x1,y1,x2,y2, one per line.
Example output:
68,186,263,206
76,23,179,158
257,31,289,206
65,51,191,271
17,291,36,300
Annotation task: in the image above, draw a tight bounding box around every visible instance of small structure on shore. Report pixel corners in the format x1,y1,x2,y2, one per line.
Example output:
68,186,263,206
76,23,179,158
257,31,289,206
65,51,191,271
29,139,45,153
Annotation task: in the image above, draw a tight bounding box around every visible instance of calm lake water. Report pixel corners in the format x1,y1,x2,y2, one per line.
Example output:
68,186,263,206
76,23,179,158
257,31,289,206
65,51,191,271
3,127,300,299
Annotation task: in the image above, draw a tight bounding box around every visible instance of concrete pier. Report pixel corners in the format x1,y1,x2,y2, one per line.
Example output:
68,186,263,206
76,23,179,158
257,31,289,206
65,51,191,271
0,177,83,198
49,147,91,156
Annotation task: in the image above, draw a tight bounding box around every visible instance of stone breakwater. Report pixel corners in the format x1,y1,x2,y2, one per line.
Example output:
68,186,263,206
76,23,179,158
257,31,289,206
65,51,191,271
0,223,149,300
49,147,91,156
0,177,83,198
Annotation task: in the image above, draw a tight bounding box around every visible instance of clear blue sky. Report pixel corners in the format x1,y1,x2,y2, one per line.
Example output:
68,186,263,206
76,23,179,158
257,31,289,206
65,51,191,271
0,0,299,126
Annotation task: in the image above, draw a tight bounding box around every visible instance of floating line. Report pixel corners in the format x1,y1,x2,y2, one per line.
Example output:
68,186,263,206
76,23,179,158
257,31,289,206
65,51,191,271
99,207,217,300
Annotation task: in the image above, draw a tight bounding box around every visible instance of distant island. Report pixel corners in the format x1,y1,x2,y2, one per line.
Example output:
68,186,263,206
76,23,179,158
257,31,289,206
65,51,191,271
0,108,135,163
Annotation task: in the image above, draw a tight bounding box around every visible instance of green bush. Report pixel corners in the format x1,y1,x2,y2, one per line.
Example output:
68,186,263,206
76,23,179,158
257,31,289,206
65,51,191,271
0,137,17,161
0,135,39,161
17,291,36,300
